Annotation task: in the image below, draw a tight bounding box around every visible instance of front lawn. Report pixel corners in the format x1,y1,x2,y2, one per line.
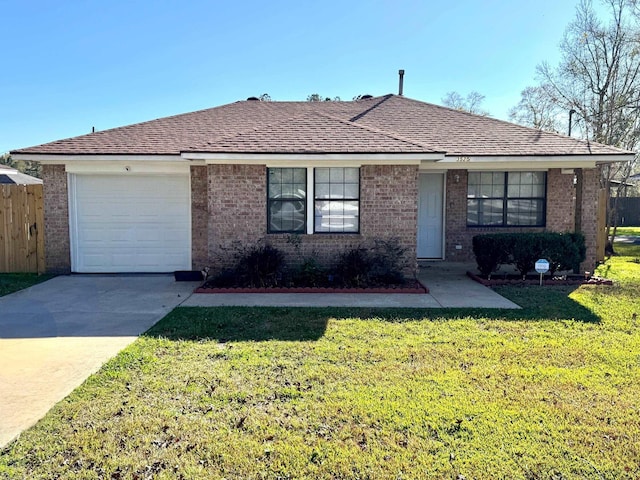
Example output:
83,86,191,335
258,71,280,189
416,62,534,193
0,273,52,297
1,250,639,478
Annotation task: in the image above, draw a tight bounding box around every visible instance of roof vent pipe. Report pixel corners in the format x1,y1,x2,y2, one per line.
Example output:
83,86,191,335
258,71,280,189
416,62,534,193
398,69,405,96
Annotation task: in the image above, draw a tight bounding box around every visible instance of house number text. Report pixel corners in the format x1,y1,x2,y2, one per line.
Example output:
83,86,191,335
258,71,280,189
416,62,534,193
457,156,471,162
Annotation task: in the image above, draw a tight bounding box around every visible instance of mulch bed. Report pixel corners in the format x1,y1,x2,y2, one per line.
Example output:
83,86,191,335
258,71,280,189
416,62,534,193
467,271,613,286
194,279,429,294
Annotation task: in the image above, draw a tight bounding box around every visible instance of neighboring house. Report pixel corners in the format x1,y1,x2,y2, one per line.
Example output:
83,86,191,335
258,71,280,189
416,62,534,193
10,94,635,275
0,164,42,185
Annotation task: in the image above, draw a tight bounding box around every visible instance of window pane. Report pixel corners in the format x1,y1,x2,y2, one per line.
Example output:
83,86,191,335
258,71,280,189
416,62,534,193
315,183,330,199
468,172,480,186
269,200,305,233
293,168,306,183
313,167,359,232
270,183,282,198
532,184,545,197
507,199,544,226
519,184,533,197
315,168,330,183
314,200,359,233
467,199,479,226
344,183,359,198
329,168,344,183
344,168,359,182
468,199,504,226
507,184,520,197
480,184,492,198
330,184,344,198
268,168,306,232
480,172,494,184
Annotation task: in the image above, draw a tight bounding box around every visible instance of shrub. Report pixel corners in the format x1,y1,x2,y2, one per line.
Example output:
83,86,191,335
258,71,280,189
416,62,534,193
472,234,511,277
237,243,286,287
335,238,408,287
473,232,586,278
336,247,371,287
292,257,328,287
510,233,544,277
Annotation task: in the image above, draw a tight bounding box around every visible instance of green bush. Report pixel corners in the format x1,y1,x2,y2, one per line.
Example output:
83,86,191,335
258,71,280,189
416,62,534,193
237,243,286,287
472,234,511,277
336,238,408,287
472,232,586,277
292,257,328,287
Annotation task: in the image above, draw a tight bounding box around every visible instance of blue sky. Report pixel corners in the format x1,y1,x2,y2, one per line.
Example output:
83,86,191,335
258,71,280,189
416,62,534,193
1,0,593,154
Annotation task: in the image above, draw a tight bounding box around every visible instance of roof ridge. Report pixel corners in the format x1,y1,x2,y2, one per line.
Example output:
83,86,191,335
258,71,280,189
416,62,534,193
315,111,442,152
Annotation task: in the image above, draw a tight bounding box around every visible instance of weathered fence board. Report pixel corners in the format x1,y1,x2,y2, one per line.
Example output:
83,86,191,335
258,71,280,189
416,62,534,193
0,184,44,273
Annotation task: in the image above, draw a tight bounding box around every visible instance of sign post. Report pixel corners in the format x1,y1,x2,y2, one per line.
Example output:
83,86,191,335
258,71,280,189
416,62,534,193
535,259,550,286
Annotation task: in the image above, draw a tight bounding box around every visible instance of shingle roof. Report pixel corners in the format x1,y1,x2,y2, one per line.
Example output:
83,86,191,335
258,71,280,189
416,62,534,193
12,94,633,157
0,166,43,184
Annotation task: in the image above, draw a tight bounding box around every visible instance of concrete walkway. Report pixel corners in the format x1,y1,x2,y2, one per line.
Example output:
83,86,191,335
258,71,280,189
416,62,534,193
0,275,198,448
182,262,520,309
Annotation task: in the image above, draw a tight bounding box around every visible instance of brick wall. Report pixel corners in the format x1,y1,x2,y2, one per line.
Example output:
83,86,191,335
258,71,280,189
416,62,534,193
444,169,578,262
207,164,267,269
546,169,575,231
579,167,599,272
42,164,71,273
203,164,419,276
190,166,208,269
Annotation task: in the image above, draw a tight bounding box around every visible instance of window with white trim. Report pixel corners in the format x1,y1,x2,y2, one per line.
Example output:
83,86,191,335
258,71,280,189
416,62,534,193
267,167,360,234
467,171,546,227
314,167,360,233
267,168,306,234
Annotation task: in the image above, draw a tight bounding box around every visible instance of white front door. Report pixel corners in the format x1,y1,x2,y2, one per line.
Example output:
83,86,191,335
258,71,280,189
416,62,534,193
417,173,444,258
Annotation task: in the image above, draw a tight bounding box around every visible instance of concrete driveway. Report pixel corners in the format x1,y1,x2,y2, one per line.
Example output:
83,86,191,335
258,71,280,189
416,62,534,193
0,275,198,448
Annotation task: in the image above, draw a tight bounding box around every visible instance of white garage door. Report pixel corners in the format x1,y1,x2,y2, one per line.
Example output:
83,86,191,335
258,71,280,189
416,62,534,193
71,174,191,273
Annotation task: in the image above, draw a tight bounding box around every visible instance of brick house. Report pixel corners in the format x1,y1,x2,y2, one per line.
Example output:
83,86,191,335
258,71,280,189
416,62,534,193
11,94,634,275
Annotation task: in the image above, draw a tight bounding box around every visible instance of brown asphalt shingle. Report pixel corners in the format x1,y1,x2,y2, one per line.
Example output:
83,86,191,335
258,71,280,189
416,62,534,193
11,94,632,157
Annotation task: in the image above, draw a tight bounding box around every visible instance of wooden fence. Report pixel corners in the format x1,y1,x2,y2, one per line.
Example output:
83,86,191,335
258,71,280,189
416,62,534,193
0,184,45,273
611,196,640,226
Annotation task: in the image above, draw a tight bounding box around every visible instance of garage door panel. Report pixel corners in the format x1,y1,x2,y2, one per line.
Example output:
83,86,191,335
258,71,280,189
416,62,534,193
72,174,191,273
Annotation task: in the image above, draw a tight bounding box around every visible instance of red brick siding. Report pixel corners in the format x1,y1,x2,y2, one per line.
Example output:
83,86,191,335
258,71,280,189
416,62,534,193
546,169,575,231
444,169,579,262
190,166,208,269
207,164,267,269
203,164,419,276
579,167,599,272
42,164,71,273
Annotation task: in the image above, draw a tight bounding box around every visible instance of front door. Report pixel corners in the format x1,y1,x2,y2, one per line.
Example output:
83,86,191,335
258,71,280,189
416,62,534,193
417,173,444,258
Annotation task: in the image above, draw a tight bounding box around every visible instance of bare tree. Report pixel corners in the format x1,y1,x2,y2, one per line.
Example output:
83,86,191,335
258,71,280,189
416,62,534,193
442,91,489,116
508,85,562,132
511,0,640,249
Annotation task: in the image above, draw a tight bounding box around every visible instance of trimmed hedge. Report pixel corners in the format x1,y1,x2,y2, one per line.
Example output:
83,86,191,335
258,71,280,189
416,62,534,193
472,232,586,278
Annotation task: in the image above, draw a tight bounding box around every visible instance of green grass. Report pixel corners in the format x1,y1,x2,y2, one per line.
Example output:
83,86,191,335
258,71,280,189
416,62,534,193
0,273,53,297
1,251,639,479
613,226,640,237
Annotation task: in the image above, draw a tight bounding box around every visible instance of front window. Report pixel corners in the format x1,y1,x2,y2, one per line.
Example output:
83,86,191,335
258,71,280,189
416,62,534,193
467,171,546,227
267,168,306,233
314,167,360,233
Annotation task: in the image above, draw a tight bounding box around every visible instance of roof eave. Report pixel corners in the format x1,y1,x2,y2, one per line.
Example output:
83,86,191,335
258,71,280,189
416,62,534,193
180,152,445,164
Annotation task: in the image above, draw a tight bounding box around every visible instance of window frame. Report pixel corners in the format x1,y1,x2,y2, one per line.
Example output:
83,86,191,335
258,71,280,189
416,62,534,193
266,166,361,235
266,167,308,234
466,171,547,227
313,167,360,234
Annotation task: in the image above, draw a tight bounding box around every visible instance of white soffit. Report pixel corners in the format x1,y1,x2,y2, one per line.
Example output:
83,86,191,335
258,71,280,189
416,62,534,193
180,152,443,164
